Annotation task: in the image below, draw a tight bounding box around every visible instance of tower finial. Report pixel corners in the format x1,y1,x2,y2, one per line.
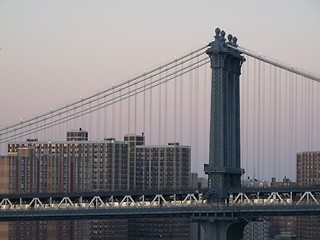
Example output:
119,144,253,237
220,30,226,41
215,28,221,38
232,36,238,46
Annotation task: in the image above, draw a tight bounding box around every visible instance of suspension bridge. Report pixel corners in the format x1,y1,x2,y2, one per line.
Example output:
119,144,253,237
0,27,320,239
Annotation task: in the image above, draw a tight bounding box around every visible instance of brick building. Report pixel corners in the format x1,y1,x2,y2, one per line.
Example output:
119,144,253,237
296,151,320,240
0,129,192,239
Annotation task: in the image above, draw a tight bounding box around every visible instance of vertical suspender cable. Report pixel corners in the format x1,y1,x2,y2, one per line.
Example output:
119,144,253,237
164,70,168,144
134,80,137,136
44,116,47,141
128,82,131,137
204,63,208,172
189,56,194,171
308,77,312,150
294,74,298,164
143,73,146,138
75,104,78,129
97,95,100,140
112,87,115,138
158,68,162,145
58,114,61,141
104,95,107,139
142,75,146,190
311,80,315,150
95,97,100,140
315,81,320,149
286,70,292,179
149,77,152,145
305,77,308,150
288,71,294,180
165,69,168,189
65,107,68,141
245,57,249,178
268,64,272,181
261,62,265,181
253,58,256,179
127,81,131,190
302,78,308,151
50,109,53,141
81,97,84,131
174,59,177,142
240,59,244,181
194,57,199,174
305,77,309,150
300,77,304,150
134,78,137,190
304,77,308,150
119,88,122,140
157,68,162,190
180,63,184,144
89,102,92,139
278,69,282,180
273,67,277,180
257,59,261,179
284,70,289,178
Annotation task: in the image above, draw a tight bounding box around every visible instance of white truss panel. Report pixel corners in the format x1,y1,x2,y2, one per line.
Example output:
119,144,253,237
119,195,137,207
86,196,106,209
181,194,200,206
57,197,76,209
27,198,44,209
296,192,319,205
264,192,287,205
232,193,253,206
150,195,169,207
0,198,13,209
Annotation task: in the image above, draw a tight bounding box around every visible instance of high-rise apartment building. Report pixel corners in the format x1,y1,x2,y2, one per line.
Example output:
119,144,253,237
297,151,320,186
296,151,320,240
1,129,192,239
7,135,129,193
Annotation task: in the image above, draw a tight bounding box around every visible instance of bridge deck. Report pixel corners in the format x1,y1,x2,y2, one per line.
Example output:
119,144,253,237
0,188,320,221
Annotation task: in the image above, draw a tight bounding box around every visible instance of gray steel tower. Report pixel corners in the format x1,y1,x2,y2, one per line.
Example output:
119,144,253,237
204,28,245,202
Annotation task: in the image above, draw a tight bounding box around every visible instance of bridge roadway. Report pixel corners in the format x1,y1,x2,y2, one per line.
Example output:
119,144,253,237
0,187,319,221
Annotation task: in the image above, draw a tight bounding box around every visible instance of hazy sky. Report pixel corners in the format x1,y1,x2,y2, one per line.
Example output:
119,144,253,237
1,0,320,181
1,0,319,126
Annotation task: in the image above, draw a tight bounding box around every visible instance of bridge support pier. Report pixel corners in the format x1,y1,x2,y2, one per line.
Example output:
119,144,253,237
199,218,247,240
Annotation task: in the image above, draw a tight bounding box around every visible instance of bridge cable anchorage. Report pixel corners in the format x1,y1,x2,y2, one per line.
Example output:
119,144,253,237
0,45,207,140
226,44,320,82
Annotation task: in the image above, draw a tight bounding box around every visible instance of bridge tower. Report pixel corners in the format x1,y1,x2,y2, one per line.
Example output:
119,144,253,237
204,28,245,201
200,28,246,240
